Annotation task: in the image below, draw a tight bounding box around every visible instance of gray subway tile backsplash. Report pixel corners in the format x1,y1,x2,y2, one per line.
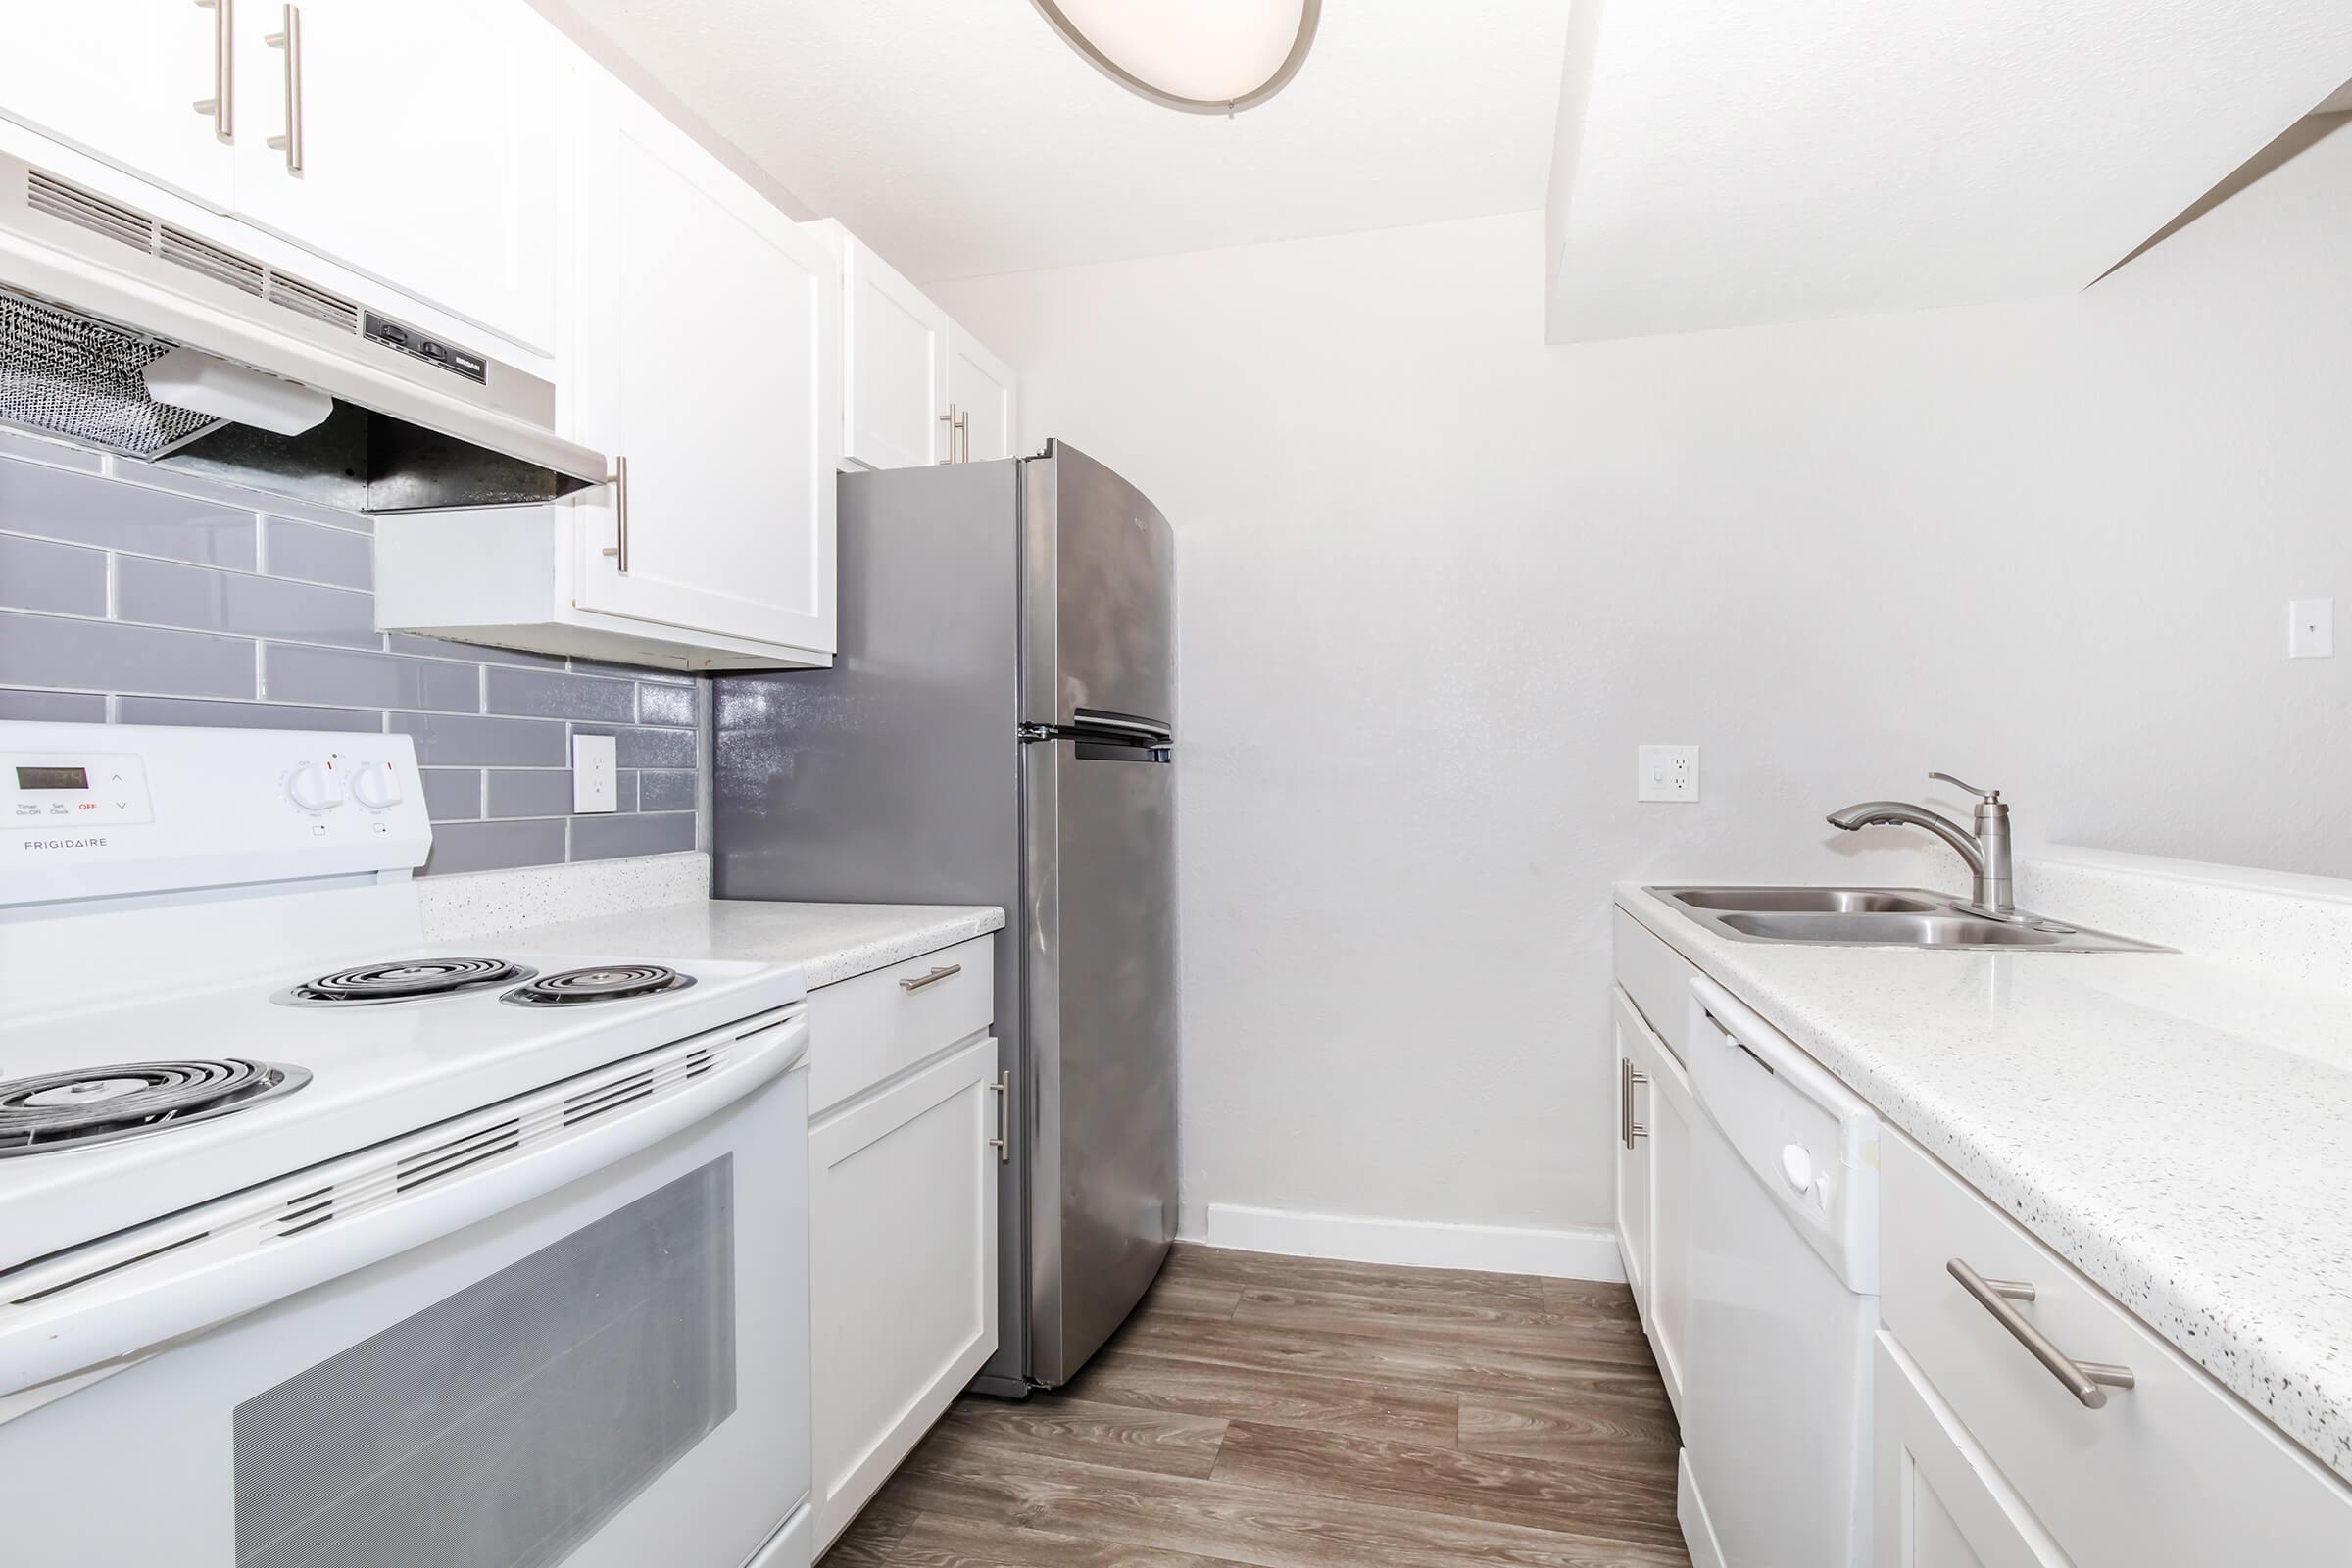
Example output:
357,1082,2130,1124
486,767,577,818
637,768,696,812
118,555,379,650
0,445,709,876
485,664,638,723
265,641,480,712
114,696,384,733
0,533,107,616
389,710,569,766
262,516,372,590
0,611,255,699
571,810,695,861
0,687,106,722
636,680,697,728
421,817,568,876
0,459,258,567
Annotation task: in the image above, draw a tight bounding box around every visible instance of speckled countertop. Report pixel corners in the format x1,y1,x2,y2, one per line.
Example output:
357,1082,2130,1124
498,898,1004,990
1616,880,2352,1487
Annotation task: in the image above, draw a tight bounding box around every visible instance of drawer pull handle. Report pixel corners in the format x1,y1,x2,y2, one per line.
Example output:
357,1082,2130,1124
1619,1056,1647,1149
899,963,961,993
987,1069,1010,1161
1949,1257,2135,1409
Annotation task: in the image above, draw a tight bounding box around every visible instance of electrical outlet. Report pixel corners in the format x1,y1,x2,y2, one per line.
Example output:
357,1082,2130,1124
2289,598,2334,659
1638,745,1699,803
571,734,617,812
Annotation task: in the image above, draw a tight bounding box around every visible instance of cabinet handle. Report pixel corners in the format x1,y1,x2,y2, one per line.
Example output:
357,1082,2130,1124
193,0,232,141
263,4,302,173
898,962,961,993
955,408,971,464
599,455,629,572
1620,1056,1648,1149
937,403,958,465
1948,1257,2134,1409
987,1069,1010,1162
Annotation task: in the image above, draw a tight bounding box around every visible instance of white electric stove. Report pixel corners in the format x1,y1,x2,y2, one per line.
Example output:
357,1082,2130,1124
0,721,816,1568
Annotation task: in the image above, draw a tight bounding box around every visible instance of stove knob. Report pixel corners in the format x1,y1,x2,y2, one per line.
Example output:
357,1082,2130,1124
351,760,404,810
286,760,347,812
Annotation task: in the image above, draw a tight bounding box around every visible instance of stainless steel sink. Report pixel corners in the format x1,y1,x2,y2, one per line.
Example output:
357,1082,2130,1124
1645,886,2169,953
1668,887,1941,915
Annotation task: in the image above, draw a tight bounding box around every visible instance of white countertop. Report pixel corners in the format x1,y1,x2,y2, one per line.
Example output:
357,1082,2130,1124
1616,878,2352,1487
498,898,1004,990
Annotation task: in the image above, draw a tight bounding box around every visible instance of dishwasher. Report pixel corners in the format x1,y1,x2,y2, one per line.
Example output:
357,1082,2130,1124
1679,977,1880,1568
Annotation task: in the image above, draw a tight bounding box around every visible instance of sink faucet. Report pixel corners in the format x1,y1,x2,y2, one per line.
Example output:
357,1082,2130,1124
1826,772,2014,915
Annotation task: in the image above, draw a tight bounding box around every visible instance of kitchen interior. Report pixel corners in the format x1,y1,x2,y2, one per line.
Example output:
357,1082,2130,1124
1,2,2349,1565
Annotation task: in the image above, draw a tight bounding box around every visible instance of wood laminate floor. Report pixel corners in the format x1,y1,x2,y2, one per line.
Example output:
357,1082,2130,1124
823,1245,1690,1568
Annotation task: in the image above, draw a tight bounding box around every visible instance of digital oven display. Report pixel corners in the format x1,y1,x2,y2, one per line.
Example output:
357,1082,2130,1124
14,766,89,791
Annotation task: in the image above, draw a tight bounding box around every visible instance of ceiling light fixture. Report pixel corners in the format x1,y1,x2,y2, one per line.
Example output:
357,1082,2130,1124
1029,0,1322,117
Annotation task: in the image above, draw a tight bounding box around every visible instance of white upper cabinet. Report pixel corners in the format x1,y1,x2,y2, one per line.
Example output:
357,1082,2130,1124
0,1,236,208
228,0,561,351
819,220,1017,469
839,233,950,469
567,69,840,659
947,324,1017,463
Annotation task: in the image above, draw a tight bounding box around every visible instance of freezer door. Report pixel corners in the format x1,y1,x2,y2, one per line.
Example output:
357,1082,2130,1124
1024,733,1178,1387
1021,442,1175,731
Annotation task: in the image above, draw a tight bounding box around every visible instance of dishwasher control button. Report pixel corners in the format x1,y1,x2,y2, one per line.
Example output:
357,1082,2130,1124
1779,1144,1814,1193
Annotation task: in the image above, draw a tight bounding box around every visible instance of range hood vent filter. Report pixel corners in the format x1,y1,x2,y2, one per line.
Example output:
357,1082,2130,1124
0,289,220,458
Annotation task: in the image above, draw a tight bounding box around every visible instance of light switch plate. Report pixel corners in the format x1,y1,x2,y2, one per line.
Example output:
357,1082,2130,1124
1638,745,1700,803
2289,598,2334,659
571,734,617,812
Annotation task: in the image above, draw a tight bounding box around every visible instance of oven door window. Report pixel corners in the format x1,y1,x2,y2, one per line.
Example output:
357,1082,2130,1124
0,1067,808,1568
235,1157,734,1568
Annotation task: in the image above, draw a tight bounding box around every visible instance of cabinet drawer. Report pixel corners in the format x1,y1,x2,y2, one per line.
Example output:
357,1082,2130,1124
808,935,994,1115
1612,906,1698,1067
1880,1130,2352,1566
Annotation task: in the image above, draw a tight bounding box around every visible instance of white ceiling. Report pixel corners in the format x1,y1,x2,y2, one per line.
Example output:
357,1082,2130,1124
544,0,1570,282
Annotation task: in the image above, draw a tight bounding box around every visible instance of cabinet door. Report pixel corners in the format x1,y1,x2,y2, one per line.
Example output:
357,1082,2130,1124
809,1034,1000,1548
947,323,1018,462
0,2,234,206
1610,993,1652,1312
1875,1335,2072,1568
1640,1021,1694,1415
570,74,841,656
842,237,949,469
229,0,560,349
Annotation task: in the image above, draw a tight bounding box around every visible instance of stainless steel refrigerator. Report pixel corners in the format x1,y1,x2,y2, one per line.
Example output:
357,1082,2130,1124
711,439,1177,1394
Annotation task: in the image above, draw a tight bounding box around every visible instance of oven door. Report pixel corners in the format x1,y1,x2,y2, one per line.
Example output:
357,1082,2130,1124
0,1023,811,1568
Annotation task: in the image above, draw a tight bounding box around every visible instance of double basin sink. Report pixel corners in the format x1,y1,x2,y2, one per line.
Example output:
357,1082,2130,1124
1648,886,2168,953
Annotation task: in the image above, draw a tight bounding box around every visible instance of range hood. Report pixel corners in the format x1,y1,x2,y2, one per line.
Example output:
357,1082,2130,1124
0,155,608,514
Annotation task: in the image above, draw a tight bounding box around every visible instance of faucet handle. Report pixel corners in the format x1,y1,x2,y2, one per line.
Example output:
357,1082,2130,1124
1930,771,2000,803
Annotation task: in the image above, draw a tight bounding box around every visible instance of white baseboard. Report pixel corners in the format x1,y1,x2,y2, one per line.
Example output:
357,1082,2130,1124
1200,1202,1625,1282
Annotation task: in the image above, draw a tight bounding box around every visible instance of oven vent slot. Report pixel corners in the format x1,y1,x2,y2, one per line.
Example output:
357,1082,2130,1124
564,1070,656,1126
267,271,362,333
25,167,365,337
158,225,266,297
27,170,152,253
3,1229,211,1306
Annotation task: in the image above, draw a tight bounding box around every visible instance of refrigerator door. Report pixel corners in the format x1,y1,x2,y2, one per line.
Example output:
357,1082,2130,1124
1024,730,1178,1387
1022,441,1176,731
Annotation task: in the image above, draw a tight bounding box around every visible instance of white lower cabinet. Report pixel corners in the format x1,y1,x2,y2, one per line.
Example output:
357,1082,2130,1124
1876,1334,2071,1568
1611,986,1691,1415
1877,1126,2352,1567
808,940,1002,1552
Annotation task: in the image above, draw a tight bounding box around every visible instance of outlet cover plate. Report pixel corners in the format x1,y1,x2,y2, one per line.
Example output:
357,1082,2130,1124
571,733,617,812
1638,745,1700,803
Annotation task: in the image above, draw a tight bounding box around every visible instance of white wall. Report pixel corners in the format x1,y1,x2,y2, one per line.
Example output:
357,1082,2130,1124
936,122,2352,1248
